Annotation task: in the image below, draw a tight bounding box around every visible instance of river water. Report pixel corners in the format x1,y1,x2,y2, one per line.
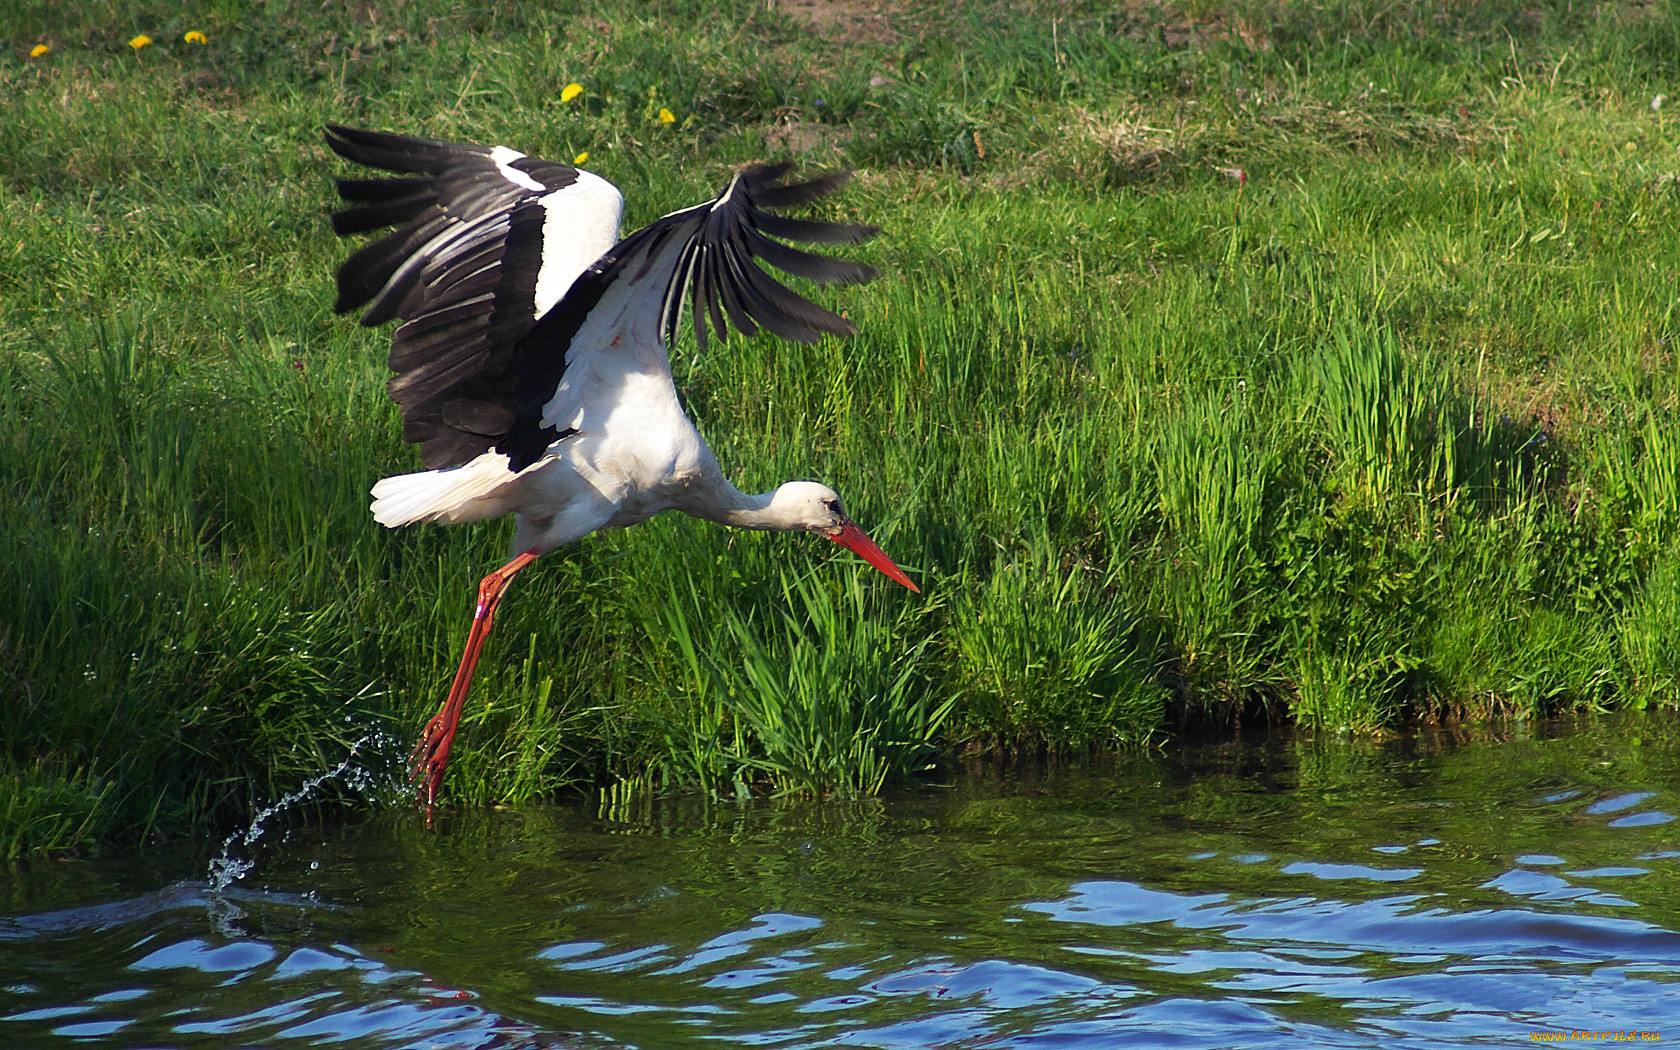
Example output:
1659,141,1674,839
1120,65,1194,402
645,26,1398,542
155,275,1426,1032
3,714,1677,1047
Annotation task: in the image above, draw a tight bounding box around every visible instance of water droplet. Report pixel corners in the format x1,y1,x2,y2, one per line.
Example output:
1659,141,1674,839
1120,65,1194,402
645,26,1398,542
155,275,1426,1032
206,735,386,894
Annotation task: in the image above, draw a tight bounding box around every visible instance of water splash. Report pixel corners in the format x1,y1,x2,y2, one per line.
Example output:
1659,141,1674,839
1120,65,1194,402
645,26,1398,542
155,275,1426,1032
207,733,396,895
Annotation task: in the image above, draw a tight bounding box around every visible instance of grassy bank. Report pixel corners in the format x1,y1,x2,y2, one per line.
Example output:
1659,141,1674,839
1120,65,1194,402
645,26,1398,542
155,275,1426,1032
2,0,1677,854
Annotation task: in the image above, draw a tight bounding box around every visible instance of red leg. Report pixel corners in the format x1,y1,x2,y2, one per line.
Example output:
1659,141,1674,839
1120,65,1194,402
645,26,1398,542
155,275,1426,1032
411,550,539,811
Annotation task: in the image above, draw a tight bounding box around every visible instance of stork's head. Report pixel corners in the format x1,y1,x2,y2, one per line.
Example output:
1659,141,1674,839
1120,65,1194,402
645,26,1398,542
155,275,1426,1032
771,481,919,593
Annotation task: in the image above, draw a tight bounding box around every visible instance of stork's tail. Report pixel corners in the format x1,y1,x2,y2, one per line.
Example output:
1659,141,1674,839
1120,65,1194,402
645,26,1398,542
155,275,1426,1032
369,455,522,528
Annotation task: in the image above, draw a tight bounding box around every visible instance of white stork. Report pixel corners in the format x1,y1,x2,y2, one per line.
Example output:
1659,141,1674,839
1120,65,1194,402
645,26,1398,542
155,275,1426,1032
323,125,917,806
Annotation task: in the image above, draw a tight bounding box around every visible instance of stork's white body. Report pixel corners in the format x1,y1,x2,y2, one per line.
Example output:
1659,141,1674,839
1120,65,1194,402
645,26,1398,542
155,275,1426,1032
365,179,723,555
370,384,724,556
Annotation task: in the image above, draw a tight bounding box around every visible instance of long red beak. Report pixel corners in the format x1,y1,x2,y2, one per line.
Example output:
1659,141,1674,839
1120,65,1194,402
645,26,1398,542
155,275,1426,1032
828,519,920,593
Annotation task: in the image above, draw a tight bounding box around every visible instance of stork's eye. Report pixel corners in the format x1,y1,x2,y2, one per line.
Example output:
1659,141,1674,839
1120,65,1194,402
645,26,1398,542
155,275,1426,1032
822,498,841,513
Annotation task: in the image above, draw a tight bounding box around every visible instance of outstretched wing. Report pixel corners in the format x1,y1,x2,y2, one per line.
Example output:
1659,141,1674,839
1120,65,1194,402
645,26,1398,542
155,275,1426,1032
324,125,624,468
503,163,879,471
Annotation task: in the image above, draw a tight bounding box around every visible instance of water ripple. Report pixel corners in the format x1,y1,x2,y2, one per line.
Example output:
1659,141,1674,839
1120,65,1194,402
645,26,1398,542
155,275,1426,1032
5,720,1680,1047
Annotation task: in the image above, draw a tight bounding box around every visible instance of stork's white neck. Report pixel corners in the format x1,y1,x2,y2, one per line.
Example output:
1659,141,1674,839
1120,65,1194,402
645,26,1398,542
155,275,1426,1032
695,483,789,531
682,476,841,534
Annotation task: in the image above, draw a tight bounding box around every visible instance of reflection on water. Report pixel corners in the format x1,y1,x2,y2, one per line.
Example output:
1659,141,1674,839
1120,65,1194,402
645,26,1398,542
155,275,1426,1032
3,713,1679,1048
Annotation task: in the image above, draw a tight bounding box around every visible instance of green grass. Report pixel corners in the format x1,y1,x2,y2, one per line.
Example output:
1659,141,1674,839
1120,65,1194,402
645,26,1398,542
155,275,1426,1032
2,0,1679,852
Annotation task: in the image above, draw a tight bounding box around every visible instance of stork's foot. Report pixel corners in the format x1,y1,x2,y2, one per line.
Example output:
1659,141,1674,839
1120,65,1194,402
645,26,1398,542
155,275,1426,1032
409,706,460,813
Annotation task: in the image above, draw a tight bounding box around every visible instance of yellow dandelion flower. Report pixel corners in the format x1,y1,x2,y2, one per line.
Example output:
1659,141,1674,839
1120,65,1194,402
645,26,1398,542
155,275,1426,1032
573,151,589,165
561,83,583,103
30,43,51,58
184,30,207,44
128,34,152,50
657,107,675,125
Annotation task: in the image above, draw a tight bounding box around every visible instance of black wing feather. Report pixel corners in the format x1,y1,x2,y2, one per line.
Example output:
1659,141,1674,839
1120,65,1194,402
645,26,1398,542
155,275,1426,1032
699,247,734,349
742,226,876,285
676,165,877,347
754,212,877,244
334,175,431,202
751,170,853,209
325,124,493,174
330,185,436,235
710,242,761,339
